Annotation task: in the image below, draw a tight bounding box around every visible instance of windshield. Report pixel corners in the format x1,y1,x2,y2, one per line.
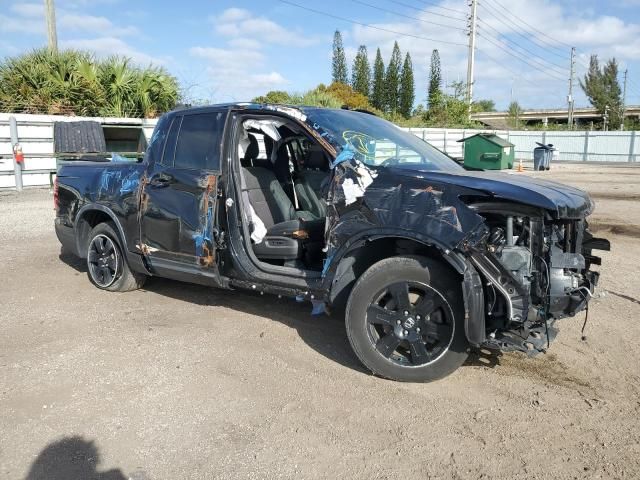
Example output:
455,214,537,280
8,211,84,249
302,108,463,172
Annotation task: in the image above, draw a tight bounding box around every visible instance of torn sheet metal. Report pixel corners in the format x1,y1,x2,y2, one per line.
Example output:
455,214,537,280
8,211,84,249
193,175,218,266
248,104,308,123
323,155,487,277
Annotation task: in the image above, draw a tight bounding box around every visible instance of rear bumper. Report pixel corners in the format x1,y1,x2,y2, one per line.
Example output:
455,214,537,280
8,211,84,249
54,218,78,257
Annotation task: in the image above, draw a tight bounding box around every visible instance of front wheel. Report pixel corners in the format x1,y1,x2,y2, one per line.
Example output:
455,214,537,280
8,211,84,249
86,222,146,292
345,255,468,382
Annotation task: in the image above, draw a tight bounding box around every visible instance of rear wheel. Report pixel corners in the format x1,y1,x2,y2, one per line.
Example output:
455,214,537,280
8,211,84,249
345,255,468,382
86,223,146,292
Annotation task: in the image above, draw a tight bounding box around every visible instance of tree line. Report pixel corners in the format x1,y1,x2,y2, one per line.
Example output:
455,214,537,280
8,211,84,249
332,31,415,119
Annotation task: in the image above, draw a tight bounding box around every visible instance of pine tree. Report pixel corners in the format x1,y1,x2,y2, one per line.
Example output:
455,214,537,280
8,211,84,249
371,48,385,111
385,41,402,113
428,49,442,110
332,30,348,84
351,45,371,97
580,55,622,128
399,52,415,118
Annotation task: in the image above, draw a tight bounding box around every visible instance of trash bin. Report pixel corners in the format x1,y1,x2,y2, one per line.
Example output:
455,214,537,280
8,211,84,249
457,133,515,170
533,143,554,171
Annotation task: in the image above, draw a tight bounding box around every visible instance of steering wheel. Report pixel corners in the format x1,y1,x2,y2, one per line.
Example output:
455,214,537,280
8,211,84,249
380,157,402,167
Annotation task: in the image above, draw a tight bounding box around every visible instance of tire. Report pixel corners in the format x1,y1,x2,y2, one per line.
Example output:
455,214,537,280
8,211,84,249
86,222,146,292
345,255,469,382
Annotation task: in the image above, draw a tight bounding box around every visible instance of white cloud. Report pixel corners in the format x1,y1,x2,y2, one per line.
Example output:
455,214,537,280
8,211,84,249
189,45,288,101
58,13,139,36
190,46,265,66
10,2,43,17
342,0,640,108
5,1,140,38
59,37,164,65
184,8,308,102
218,7,252,23
211,8,323,47
0,13,43,35
228,37,263,50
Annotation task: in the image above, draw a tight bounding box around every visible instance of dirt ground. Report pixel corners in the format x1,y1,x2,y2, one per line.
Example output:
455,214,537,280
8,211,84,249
1,163,639,480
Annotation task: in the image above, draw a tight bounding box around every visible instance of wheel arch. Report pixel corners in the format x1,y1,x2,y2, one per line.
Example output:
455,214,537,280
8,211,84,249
75,204,128,258
326,233,466,311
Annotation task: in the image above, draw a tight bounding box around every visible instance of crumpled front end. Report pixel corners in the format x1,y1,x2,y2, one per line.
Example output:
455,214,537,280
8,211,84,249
463,201,610,354
322,154,610,355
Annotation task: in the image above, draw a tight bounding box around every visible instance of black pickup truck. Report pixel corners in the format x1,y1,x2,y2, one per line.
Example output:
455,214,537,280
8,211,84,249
55,104,609,382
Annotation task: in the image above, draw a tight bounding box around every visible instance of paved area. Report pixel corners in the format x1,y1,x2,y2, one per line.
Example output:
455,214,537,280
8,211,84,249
1,163,639,479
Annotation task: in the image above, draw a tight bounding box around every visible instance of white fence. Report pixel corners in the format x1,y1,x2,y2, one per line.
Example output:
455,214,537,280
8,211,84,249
0,113,157,189
404,127,640,163
1,113,639,189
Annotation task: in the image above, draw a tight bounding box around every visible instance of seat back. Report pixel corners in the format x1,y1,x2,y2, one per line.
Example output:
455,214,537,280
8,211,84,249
295,145,328,218
241,166,296,229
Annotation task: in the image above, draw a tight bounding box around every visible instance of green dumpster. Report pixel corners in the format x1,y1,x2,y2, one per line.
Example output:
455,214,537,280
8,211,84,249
457,133,515,170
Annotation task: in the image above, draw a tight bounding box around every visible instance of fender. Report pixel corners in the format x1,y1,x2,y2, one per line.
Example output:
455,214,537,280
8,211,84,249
324,230,486,346
74,203,150,275
323,229,464,304
323,228,466,288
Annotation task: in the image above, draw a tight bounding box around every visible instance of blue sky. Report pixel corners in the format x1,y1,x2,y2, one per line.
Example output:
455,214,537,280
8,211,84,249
2,0,640,110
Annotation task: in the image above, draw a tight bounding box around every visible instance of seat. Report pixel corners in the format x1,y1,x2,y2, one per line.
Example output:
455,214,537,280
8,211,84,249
241,166,322,260
295,145,328,219
240,134,259,167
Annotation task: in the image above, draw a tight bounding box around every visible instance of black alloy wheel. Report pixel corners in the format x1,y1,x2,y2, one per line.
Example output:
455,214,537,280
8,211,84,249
366,281,455,367
345,255,469,382
87,234,119,288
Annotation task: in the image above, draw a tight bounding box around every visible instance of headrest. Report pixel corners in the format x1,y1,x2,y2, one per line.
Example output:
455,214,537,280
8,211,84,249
245,135,259,160
305,146,327,170
263,136,274,159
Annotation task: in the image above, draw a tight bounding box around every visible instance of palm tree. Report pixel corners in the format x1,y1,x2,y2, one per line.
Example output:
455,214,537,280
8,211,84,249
0,48,178,118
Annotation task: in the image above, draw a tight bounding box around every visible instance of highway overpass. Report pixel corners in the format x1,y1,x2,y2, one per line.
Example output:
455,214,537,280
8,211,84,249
471,105,640,129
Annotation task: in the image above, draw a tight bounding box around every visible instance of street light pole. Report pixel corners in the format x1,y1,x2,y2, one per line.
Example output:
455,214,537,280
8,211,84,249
621,69,628,131
44,0,58,52
466,0,478,117
567,47,576,130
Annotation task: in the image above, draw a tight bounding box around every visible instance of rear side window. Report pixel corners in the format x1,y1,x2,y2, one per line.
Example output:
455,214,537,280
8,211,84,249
145,114,171,164
174,112,224,171
161,116,181,166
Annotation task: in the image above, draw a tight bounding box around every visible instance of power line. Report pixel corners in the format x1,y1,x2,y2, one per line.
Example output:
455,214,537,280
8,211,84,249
481,0,573,52
477,32,567,81
476,20,569,73
351,0,468,32
278,0,468,46
412,0,468,16
482,0,596,73
476,15,568,61
387,0,467,21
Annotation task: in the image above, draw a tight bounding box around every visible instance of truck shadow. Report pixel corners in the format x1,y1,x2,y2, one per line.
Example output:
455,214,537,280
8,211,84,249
143,276,369,375
59,248,499,377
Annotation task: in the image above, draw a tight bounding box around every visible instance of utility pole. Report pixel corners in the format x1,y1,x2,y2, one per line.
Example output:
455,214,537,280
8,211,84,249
621,69,628,131
567,47,576,130
44,0,58,52
466,0,478,116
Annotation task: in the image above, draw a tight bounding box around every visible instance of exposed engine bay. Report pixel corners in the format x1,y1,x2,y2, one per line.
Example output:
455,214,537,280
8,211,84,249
467,202,609,355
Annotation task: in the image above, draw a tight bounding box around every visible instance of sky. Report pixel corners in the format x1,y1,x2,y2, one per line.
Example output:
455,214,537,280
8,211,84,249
1,0,640,111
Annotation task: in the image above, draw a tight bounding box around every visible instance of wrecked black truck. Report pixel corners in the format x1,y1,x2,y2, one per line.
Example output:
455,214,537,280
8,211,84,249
54,104,610,382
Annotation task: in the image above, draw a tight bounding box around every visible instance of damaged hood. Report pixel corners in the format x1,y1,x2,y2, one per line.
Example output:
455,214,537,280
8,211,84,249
386,167,594,219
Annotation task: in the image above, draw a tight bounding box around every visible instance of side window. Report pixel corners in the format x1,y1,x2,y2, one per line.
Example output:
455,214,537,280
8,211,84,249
174,112,224,171
145,114,171,164
160,116,181,167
